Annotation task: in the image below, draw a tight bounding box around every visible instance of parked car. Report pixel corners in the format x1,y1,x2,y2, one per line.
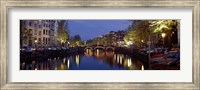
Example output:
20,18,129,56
52,47,57,50
61,47,67,50
146,50,155,54
25,47,33,52
48,47,52,50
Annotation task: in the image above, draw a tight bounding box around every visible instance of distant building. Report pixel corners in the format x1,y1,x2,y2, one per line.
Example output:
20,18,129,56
20,20,59,48
104,30,126,46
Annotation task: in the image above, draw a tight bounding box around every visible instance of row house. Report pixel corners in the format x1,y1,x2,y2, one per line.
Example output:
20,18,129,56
20,20,59,48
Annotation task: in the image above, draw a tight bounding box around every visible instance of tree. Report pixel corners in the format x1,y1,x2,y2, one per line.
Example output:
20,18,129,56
149,20,178,33
57,20,69,46
74,35,81,41
69,35,82,46
124,20,149,46
149,20,179,48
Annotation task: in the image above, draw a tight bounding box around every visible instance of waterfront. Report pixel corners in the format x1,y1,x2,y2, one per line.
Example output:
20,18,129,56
20,49,145,70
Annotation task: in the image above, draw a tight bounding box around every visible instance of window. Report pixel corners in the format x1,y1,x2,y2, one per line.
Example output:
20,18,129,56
29,29,32,35
24,28,27,32
43,37,45,44
35,24,37,27
38,38,41,44
43,29,45,35
46,30,48,35
34,31,37,35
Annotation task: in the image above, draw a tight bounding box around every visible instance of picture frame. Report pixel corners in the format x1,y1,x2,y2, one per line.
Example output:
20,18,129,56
0,0,199,89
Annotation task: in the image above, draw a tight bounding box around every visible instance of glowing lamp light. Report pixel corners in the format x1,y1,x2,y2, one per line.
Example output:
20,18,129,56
126,41,132,45
161,33,166,38
34,40,38,43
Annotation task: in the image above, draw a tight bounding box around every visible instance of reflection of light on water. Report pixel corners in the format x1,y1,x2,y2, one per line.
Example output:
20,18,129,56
76,55,80,66
86,49,90,52
106,51,114,59
117,55,119,63
97,49,99,56
127,58,132,67
142,65,144,70
115,54,123,64
67,58,70,69
84,49,93,57
60,63,65,70
120,55,123,64
120,58,123,65
94,49,105,60
63,58,66,63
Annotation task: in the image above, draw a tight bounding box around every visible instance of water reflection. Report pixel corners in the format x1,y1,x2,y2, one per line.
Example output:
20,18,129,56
75,55,80,67
84,48,93,56
20,50,145,70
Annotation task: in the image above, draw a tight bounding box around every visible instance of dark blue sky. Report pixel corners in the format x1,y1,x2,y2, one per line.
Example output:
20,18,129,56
68,20,132,41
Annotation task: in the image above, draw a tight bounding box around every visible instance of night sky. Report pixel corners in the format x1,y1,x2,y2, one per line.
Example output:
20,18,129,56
68,20,132,41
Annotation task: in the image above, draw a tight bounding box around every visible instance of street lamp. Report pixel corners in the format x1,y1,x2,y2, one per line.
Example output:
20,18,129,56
67,41,70,47
141,40,144,47
34,40,38,43
161,33,166,48
34,39,38,60
34,40,38,49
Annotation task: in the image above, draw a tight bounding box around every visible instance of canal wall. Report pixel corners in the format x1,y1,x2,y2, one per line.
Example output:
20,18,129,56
20,47,84,62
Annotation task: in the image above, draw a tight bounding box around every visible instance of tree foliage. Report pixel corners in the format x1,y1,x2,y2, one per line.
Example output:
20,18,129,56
57,20,69,44
149,20,179,48
124,20,149,45
124,20,179,47
69,35,82,46
149,20,179,33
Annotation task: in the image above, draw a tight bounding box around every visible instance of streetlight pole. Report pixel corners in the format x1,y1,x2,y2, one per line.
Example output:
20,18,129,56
147,27,151,70
148,34,151,70
34,40,38,57
161,33,166,49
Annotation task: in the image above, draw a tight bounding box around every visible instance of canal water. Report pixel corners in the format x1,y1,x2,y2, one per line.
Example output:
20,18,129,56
20,50,145,70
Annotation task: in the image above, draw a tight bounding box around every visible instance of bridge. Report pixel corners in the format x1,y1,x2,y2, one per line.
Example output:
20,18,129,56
84,45,115,51
84,46,93,51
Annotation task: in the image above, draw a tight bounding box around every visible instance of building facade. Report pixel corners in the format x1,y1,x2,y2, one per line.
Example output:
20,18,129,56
95,30,126,46
20,20,59,48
